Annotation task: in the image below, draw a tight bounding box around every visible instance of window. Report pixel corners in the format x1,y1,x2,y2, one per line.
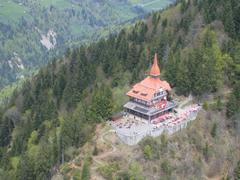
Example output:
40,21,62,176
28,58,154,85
133,90,139,94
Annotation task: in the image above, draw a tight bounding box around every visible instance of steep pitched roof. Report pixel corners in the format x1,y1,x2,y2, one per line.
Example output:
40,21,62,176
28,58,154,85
150,53,160,77
126,53,171,102
126,77,171,101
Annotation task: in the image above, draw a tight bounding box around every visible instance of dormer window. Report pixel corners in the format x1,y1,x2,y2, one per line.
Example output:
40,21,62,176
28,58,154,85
141,93,147,96
133,90,139,94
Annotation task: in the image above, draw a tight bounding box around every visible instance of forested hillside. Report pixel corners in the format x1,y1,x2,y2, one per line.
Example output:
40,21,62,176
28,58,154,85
0,0,240,179
0,0,174,89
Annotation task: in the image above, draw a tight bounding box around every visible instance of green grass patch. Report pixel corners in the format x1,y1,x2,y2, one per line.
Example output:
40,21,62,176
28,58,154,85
0,79,24,105
39,0,72,9
141,0,172,11
130,0,173,11
10,156,20,171
0,1,27,22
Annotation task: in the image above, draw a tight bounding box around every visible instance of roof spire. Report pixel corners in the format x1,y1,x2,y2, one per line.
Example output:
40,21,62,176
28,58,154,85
150,53,160,77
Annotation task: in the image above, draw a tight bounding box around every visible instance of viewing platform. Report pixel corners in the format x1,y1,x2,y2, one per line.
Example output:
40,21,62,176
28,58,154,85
124,100,176,117
111,104,201,145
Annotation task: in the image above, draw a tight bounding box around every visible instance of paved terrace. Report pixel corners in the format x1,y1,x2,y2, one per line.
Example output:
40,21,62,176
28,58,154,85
111,104,201,145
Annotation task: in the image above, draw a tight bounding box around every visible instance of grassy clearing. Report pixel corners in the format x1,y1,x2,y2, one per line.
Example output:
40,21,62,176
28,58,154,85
0,1,27,22
130,0,142,4
0,79,24,105
130,0,173,11
141,0,172,10
39,0,72,9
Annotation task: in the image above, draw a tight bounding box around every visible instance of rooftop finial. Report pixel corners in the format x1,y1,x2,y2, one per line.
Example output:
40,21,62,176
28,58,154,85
150,53,160,77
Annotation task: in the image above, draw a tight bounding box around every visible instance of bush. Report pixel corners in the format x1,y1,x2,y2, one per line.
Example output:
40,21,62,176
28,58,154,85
216,97,223,111
140,136,161,159
128,162,144,180
81,156,92,180
161,160,173,176
211,123,217,138
98,163,119,180
203,142,210,162
93,145,98,156
234,161,240,180
143,145,152,160
203,101,209,110
160,134,168,152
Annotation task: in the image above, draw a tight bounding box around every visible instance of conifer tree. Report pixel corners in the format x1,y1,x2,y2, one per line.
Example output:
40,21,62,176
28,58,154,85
234,161,240,180
165,51,180,86
223,0,236,38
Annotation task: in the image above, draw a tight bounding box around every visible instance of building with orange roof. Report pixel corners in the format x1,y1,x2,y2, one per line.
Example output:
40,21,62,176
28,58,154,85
124,53,176,121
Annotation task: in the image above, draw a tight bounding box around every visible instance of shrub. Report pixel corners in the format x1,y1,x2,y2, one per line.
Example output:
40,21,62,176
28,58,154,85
211,122,217,138
81,161,90,180
93,145,98,156
161,160,173,176
128,162,144,180
143,145,152,160
203,142,210,162
140,136,161,159
203,101,209,110
98,163,119,180
234,161,240,180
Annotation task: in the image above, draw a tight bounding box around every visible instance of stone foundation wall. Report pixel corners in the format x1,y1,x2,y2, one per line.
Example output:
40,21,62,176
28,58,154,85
115,110,200,145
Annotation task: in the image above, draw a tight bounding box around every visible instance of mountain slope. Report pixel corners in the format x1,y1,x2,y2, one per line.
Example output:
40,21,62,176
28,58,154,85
0,0,240,179
0,0,174,89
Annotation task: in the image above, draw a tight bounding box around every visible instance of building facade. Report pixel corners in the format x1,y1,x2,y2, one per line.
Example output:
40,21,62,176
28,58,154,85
124,53,176,121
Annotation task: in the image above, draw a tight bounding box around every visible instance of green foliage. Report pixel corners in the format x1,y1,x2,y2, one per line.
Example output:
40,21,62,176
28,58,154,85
200,0,240,40
60,103,93,148
92,145,98,156
98,163,119,180
161,160,173,177
165,51,180,86
179,11,193,32
202,0,219,23
162,18,168,28
143,145,152,160
234,161,240,180
211,122,217,138
140,135,168,161
203,102,209,111
180,0,190,13
16,154,35,180
203,142,210,162
81,160,90,180
227,83,240,117
90,85,113,122
10,156,20,172
189,30,224,95
222,0,236,37
167,29,225,96
0,112,14,147
160,134,168,151
128,162,144,180
216,97,223,111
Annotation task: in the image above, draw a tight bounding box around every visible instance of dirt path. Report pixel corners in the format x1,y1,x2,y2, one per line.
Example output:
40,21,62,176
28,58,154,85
92,129,117,168
66,158,83,178
62,125,119,180
90,129,118,180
